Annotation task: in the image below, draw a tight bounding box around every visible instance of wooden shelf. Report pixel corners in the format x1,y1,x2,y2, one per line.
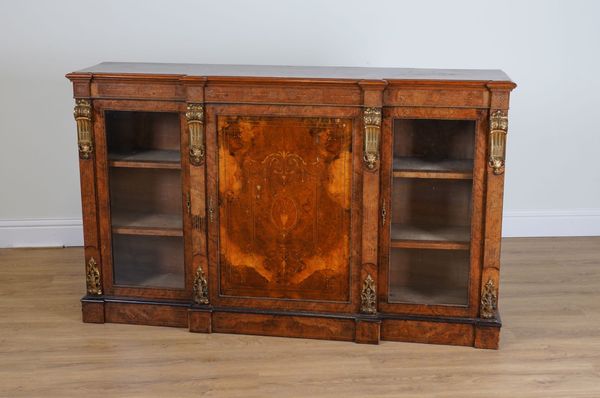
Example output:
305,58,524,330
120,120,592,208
390,224,470,250
108,150,181,169
111,213,183,237
393,157,473,180
389,287,468,306
115,272,184,289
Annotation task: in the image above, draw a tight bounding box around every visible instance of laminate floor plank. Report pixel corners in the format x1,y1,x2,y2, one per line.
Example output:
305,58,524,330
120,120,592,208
0,237,599,397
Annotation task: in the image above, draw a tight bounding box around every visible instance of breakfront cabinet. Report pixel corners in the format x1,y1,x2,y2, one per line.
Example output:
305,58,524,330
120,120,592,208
67,63,515,349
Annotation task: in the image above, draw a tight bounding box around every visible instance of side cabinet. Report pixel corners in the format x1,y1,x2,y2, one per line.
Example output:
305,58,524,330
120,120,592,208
68,64,515,349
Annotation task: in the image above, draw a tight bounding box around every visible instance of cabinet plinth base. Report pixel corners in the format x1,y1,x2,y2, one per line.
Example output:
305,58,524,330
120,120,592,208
355,317,381,344
83,297,501,349
82,297,105,323
474,324,501,349
188,307,212,333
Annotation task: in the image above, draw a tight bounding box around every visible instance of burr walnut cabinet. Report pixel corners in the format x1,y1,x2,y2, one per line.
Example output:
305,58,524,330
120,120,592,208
67,63,515,349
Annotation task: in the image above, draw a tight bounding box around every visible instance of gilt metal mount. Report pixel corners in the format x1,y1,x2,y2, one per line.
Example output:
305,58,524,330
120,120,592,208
193,265,209,305
480,279,498,319
86,257,102,295
489,110,508,175
363,107,382,171
360,274,377,314
74,99,93,159
186,104,205,166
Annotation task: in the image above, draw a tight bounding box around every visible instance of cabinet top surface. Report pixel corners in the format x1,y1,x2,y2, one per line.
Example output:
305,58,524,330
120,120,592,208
71,62,514,83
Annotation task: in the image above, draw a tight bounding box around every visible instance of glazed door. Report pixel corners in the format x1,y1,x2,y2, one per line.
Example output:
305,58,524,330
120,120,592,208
379,107,487,317
206,105,360,312
94,100,193,300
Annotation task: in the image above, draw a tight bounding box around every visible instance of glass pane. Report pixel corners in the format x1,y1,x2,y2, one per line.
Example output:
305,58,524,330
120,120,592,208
112,235,184,288
389,248,469,305
105,111,184,290
389,119,475,306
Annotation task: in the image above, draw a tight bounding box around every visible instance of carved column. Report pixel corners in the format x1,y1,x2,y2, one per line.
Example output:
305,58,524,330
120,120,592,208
480,105,508,320
182,78,213,334
476,82,515,348
355,81,386,344
73,98,101,295
68,72,105,323
360,105,382,318
186,103,210,309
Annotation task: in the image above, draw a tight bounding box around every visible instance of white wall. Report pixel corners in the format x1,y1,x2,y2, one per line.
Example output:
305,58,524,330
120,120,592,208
1,0,599,247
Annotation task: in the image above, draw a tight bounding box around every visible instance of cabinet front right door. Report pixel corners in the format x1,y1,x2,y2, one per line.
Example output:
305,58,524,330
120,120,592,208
379,107,487,317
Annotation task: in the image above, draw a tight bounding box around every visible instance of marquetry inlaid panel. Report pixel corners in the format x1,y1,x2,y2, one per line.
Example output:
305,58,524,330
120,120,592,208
217,116,353,301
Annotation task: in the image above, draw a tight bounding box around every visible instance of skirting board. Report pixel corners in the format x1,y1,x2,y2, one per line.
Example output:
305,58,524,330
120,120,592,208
0,218,83,248
0,210,599,248
502,209,600,238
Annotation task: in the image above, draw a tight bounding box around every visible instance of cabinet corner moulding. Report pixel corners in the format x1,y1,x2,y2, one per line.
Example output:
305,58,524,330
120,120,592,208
186,103,205,166
74,99,93,159
67,62,516,349
489,109,508,175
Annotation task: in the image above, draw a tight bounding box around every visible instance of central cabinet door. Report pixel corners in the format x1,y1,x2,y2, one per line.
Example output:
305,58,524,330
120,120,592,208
216,114,353,302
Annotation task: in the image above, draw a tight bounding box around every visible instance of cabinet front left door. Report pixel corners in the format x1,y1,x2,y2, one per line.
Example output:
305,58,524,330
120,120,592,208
94,100,192,300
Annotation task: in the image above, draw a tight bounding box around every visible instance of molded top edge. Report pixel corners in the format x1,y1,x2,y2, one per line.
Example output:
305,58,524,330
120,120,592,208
70,62,515,84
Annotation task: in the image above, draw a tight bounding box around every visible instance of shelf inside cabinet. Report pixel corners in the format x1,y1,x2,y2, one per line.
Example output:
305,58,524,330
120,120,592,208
109,167,183,237
111,213,183,237
390,224,470,250
116,273,183,289
108,149,181,169
393,157,473,180
388,248,470,306
388,286,468,306
112,234,184,289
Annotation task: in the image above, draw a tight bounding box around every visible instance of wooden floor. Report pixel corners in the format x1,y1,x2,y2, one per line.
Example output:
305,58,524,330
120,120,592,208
1,237,599,397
